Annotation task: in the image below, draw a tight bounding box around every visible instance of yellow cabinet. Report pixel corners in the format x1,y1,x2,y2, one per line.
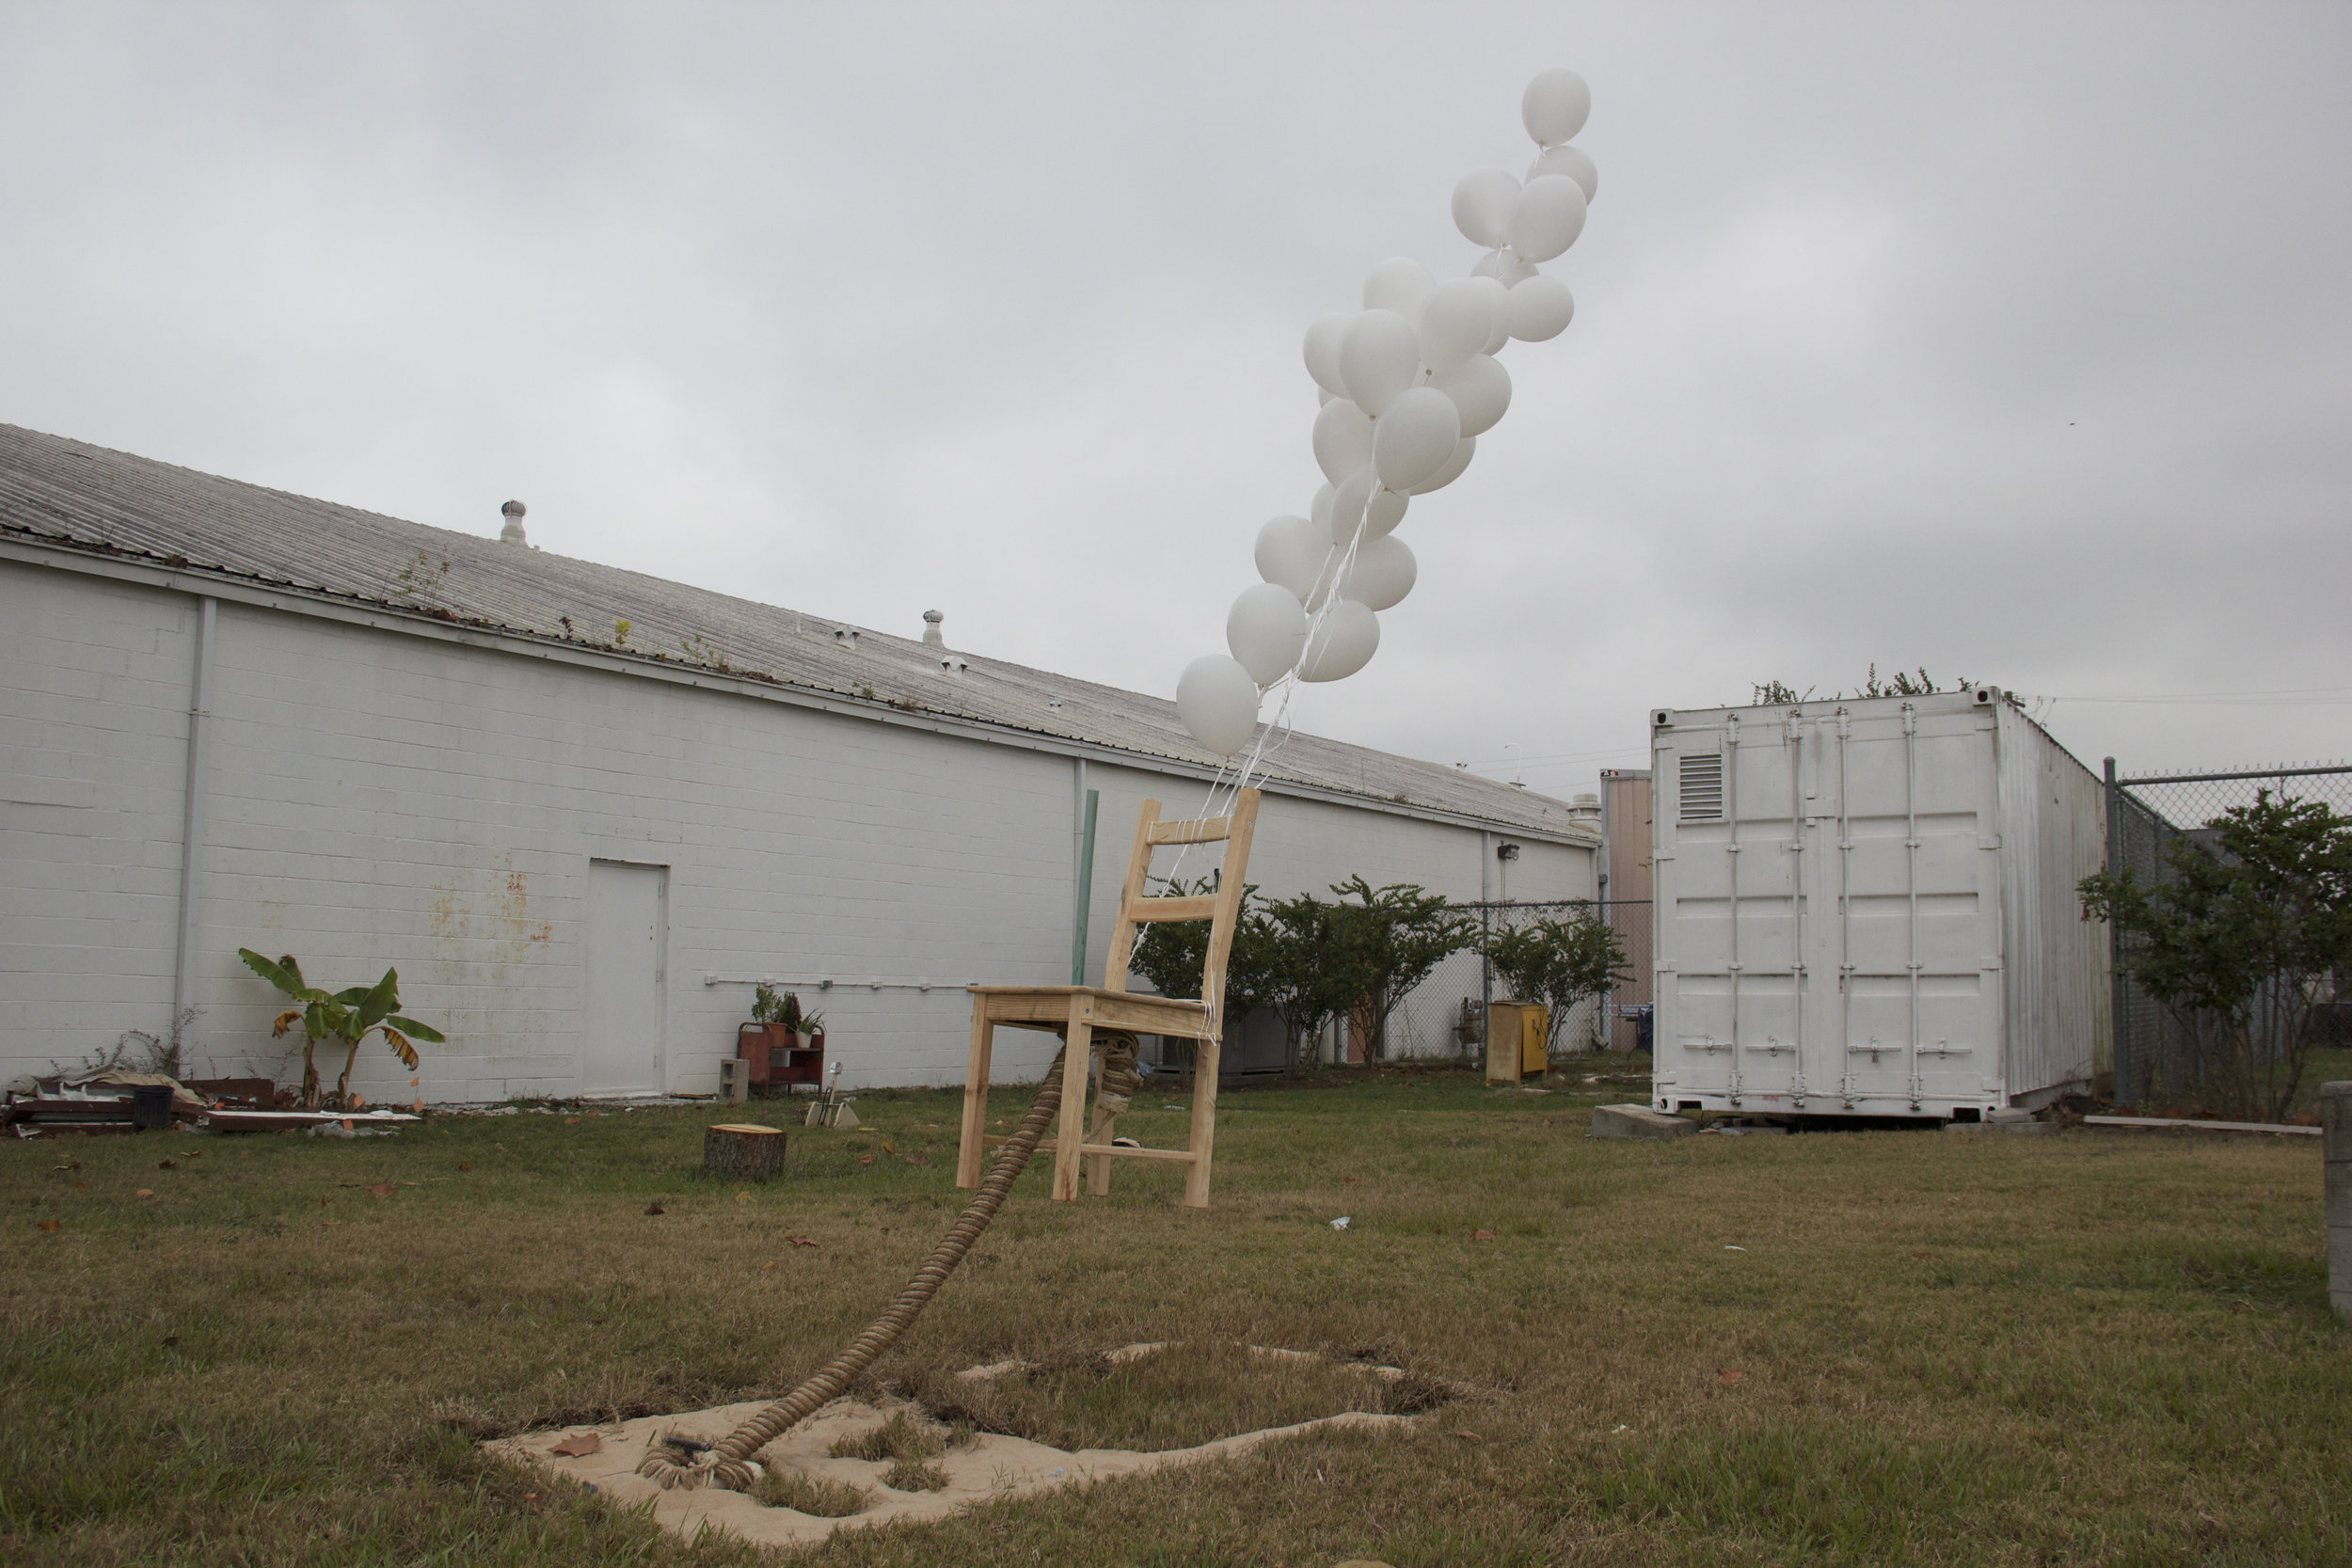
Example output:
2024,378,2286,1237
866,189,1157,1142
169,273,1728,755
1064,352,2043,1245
1485,1002,1549,1083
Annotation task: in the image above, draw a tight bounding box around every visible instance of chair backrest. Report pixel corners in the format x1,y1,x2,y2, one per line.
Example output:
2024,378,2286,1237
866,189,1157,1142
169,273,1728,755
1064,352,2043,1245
1101,788,1262,1028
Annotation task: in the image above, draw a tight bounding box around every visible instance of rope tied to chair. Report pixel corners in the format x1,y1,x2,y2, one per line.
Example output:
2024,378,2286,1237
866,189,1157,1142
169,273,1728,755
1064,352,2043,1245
637,1045,1069,1492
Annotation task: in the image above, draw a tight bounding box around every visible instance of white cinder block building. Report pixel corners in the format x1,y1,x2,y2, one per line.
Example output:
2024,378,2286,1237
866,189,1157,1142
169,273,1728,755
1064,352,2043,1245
1,425,1597,1100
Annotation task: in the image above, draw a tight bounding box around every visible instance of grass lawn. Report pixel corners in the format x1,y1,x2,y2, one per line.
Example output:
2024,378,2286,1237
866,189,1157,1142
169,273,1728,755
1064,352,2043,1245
4,1064,2345,1566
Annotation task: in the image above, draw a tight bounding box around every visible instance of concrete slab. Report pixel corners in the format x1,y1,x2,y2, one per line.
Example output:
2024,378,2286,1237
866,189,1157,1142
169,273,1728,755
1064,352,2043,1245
1589,1104,1696,1140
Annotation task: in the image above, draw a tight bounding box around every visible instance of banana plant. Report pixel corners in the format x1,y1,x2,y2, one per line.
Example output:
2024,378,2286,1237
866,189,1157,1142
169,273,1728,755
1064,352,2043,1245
237,950,446,1110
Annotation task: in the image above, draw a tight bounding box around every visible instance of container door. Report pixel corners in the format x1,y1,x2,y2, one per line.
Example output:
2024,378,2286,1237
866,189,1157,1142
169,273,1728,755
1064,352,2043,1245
1826,704,2001,1111
585,861,667,1095
1656,714,1807,1106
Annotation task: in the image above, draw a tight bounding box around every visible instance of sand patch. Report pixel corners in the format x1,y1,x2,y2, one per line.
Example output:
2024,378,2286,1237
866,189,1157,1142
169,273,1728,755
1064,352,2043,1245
489,1390,1409,1549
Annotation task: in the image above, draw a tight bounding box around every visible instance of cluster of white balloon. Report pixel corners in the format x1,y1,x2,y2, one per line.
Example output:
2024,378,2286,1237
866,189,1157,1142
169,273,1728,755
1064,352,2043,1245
1176,68,1599,760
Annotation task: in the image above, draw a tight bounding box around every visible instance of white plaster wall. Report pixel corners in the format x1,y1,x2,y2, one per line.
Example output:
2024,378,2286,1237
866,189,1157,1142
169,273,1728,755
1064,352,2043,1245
1,561,1595,1100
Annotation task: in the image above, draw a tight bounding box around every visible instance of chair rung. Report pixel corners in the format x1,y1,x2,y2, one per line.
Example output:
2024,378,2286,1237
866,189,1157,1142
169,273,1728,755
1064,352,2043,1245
1078,1142,1198,1164
1127,894,1216,923
1147,816,1231,846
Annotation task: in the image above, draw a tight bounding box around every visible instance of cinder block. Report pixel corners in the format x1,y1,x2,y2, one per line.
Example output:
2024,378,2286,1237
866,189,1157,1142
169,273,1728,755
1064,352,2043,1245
1589,1103,1697,1140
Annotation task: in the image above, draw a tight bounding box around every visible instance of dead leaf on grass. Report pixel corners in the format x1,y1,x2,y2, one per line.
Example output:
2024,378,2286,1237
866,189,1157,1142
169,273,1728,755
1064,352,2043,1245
1472,1229,1497,1242
458,1163,472,1172
858,1154,877,1166
644,1203,665,1216
787,1235,818,1247
1343,1175,1359,1184
735,1191,753,1203
902,1153,930,1166
35,1220,61,1232
761,1260,777,1270
51,1161,80,1172
1451,1430,1485,1443
158,1160,177,1169
135,1188,154,1198
1718,1369,1746,1387
548,1433,602,1457
882,1138,898,1156
366,1182,394,1198
563,1117,580,1125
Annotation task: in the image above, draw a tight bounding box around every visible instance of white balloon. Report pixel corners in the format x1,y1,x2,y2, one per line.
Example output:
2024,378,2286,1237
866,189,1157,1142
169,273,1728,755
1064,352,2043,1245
1298,599,1379,683
1325,464,1375,547
1508,275,1575,341
1309,483,1334,536
1521,67,1591,148
1467,275,1514,355
1341,535,1417,612
1371,385,1462,492
1302,313,1352,398
1255,514,1332,601
1510,175,1587,263
1471,247,1539,289
1417,277,1499,375
1407,436,1475,496
1451,167,1520,249
1432,354,1512,437
1177,655,1263,755
1337,309,1422,417
1527,143,1597,202
1311,397,1374,485
1361,256,1437,317
1364,485,1407,540
1226,583,1311,687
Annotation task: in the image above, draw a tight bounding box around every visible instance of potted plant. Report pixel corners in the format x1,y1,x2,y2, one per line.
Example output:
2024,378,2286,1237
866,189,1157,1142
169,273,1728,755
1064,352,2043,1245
237,950,445,1110
798,1009,824,1052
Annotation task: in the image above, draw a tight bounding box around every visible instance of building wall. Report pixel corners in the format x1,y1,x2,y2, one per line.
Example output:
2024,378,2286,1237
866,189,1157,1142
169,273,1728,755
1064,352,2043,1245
2,562,1594,1099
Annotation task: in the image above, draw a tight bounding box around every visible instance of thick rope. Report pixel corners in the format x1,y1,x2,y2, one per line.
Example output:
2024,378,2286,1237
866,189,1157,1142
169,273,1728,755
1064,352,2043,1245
638,1045,1071,1492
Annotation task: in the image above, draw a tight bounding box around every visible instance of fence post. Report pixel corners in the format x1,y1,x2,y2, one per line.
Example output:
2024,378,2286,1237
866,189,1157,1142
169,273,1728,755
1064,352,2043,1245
2326,1083,2351,1324
2104,756,2129,1107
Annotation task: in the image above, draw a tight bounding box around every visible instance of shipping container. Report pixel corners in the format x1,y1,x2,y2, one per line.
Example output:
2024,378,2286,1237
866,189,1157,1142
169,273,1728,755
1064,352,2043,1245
1647,688,2108,1120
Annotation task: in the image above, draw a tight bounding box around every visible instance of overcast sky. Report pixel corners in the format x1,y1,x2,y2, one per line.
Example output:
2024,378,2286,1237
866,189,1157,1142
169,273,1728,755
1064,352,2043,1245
4,3,2347,800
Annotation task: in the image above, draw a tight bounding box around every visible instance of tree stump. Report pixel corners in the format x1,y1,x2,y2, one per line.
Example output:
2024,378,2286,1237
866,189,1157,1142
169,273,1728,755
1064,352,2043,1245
705,1123,787,1181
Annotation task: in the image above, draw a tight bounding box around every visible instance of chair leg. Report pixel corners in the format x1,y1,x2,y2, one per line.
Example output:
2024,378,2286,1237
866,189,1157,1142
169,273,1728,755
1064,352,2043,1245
1085,1101,1117,1196
1184,1034,1220,1209
956,1003,994,1190
1051,1006,1093,1203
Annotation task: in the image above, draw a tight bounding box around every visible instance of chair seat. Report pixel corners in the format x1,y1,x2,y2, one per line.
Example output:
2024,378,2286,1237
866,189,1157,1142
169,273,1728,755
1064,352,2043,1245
967,985,1213,1039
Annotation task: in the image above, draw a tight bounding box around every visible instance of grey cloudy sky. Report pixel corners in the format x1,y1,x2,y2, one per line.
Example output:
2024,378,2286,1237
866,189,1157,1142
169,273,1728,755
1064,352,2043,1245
4,3,2347,800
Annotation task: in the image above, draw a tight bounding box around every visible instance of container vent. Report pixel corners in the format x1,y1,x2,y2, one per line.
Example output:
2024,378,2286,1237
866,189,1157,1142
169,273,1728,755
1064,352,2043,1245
1677,752,1724,821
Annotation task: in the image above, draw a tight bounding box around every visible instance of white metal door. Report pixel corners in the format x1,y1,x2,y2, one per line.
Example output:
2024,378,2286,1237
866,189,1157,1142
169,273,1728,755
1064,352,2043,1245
585,861,666,1095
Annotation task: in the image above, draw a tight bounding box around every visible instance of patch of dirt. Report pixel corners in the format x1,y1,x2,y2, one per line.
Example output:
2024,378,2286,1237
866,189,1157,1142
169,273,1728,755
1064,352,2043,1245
489,1392,1411,1550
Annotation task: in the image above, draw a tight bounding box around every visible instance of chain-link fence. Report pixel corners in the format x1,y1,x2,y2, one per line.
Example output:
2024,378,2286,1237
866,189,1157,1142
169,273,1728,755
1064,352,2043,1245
2106,761,2352,1108
1384,899,1652,1064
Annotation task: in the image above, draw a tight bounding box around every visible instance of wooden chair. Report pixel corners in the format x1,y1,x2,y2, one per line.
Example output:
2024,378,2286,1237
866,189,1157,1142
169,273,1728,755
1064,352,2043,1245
955,788,1261,1209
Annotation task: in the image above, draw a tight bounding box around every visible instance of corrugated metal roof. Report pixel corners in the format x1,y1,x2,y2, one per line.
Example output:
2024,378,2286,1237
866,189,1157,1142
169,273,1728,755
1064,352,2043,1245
0,421,1592,839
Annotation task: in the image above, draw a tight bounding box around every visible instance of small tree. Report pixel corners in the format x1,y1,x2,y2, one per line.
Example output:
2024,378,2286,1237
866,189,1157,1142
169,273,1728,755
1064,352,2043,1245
1126,879,1279,1039
1322,877,1479,1061
237,950,445,1109
1484,908,1633,1059
2078,791,2352,1120
1257,891,1350,1071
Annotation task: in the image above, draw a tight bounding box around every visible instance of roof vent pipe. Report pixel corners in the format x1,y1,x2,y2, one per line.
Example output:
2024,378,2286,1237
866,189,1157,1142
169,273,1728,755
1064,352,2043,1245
922,609,945,648
499,499,527,546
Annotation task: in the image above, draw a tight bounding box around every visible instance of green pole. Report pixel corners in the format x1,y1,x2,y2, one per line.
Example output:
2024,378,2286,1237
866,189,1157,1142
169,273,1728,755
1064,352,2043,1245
1071,788,1100,984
